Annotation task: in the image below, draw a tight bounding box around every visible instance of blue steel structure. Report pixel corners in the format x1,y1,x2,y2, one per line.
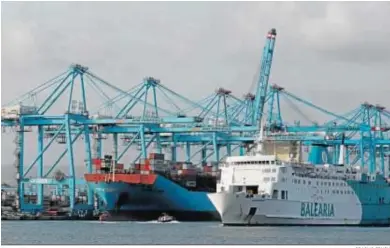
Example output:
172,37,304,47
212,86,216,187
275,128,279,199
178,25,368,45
2,28,389,215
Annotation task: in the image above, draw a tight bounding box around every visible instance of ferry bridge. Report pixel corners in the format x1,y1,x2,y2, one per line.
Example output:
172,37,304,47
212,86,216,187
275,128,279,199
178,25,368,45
1,28,389,215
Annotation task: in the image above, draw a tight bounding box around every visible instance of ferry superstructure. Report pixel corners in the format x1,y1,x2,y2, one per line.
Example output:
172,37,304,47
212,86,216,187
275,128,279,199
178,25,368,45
207,137,390,226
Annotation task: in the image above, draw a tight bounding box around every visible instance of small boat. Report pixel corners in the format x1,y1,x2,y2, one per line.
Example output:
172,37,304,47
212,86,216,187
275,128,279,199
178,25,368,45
157,213,174,223
99,211,111,222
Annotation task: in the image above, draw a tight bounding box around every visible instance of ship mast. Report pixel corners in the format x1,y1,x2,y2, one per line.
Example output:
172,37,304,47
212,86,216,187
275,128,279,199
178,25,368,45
337,133,346,165
255,119,265,155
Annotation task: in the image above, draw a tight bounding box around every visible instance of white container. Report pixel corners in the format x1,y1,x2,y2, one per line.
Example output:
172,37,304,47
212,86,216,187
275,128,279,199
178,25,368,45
1,105,37,119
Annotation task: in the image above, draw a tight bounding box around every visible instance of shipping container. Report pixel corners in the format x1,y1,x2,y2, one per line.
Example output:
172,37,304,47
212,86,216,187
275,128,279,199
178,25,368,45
1,105,37,119
181,169,197,176
92,158,102,166
115,163,124,170
148,153,165,160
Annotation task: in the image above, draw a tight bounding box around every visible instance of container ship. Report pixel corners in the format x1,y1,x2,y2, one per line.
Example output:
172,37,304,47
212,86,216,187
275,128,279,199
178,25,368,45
84,153,220,221
207,138,390,226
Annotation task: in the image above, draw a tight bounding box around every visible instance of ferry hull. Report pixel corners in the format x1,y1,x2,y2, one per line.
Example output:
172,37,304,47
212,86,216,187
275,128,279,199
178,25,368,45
208,190,390,226
87,174,219,221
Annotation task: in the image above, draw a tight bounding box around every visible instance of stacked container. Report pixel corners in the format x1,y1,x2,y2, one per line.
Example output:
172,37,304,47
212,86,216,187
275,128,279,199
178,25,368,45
148,153,167,173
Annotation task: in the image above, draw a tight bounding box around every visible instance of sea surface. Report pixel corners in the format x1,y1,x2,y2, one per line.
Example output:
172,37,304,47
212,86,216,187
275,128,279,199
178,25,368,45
1,220,390,245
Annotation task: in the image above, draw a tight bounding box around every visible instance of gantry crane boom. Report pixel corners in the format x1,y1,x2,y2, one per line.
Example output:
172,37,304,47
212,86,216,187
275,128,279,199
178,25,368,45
253,28,277,127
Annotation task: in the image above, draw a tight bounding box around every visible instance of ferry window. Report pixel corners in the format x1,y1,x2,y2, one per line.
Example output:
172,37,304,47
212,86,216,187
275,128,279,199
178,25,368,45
308,181,311,185
303,180,306,185
271,177,276,182
280,167,286,173
263,177,270,182
332,190,335,194
316,182,319,186
336,183,339,186
266,161,270,165
340,191,343,195
272,168,276,173
286,191,289,200
281,190,285,199
297,180,300,184
332,182,335,186
336,190,339,194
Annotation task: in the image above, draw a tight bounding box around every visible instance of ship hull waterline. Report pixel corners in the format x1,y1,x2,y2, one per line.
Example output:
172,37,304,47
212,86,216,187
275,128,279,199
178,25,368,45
207,191,390,227
86,174,220,221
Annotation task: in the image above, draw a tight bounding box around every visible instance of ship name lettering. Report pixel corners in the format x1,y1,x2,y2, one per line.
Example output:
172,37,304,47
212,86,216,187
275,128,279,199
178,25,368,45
300,202,334,217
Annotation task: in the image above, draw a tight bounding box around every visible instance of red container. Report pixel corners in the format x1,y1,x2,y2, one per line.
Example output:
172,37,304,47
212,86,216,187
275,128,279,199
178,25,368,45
182,169,197,176
116,163,124,170
92,158,102,165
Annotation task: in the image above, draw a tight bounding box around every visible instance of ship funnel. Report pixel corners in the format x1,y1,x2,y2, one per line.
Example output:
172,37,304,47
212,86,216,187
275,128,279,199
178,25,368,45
337,133,345,165
256,119,265,154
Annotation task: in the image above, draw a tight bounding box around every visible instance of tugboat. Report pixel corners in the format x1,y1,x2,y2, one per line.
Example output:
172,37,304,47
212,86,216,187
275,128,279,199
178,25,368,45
157,212,175,223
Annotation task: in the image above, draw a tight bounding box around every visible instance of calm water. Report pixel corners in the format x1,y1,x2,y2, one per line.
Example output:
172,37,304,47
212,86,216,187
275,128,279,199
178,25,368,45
1,220,390,245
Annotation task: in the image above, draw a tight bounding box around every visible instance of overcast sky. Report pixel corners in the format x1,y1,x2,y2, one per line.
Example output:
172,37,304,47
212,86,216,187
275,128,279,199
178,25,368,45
1,1,390,183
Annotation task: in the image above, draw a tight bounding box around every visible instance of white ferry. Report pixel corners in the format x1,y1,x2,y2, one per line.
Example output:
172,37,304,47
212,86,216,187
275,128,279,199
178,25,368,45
207,134,390,226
